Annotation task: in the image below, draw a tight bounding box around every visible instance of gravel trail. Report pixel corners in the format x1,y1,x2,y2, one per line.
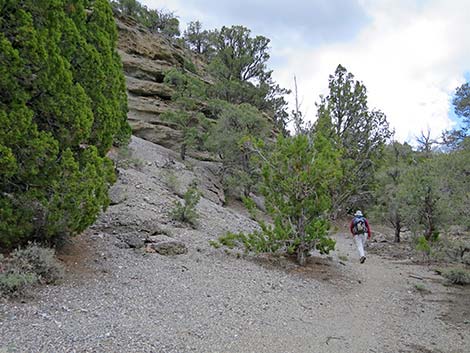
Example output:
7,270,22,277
1,137,468,353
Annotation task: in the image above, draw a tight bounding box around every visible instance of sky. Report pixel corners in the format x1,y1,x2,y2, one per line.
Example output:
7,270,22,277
140,0,470,143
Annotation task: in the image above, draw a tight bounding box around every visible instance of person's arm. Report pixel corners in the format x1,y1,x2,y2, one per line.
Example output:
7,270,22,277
365,219,371,239
349,220,354,235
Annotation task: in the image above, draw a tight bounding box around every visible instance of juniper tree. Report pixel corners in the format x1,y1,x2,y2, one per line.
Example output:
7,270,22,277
373,141,414,242
162,69,209,160
442,82,470,149
205,25,290,130
399,158,441,241
315,64,392,215
421,139,470,232
0,0,129,248
207,101,270,198
183,21,210,54
170,181,201,226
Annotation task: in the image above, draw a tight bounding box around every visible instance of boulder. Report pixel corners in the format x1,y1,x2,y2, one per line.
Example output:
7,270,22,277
250,193,266,212
108,184,128,206
146,240,187,256
119,232,148,248
147,234,173,243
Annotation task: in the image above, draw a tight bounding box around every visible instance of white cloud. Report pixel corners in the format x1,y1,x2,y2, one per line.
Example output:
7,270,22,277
273,0,470,142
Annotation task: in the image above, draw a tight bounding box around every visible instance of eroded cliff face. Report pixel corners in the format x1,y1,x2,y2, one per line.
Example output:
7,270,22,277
115,16,211,153
114,17,225,204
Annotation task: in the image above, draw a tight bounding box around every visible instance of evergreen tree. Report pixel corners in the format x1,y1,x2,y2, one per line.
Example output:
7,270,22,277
433,139,470,230
111,0,140,17
0,0,129,249
81,0,131,152
315,64,392,215
216,133,340,265
162,69,208,160
453,82,470,132
208,25,270,82
183,21,210,54
442,82,470,149
399,157,441,241
373,141,414,242
203,25,290,129
208,101,270,197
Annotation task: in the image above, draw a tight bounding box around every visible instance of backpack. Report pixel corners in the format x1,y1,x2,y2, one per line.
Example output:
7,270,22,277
353,217,366,235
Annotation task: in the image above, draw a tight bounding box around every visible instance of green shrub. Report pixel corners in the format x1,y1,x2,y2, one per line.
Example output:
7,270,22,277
442,268,470,285
162,169,181,193
170,182,201,226
0,243,64,298
9,244,64,284
414,283,431,293
0,271,38,298
415,235,431,256
183,58,197,73
338,254,349,262
208,240,221,249
214,134,340,266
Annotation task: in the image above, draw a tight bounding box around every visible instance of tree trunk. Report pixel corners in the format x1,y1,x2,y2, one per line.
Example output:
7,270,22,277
394,217,401,243
180,143,186,160
296,212,307,266
394,227,401,243
297,248,307,266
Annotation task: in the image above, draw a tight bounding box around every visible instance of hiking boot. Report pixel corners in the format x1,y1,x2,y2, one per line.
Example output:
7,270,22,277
360,256,366,263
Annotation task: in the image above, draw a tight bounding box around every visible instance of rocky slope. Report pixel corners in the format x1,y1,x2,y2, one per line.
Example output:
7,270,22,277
116,16,212,153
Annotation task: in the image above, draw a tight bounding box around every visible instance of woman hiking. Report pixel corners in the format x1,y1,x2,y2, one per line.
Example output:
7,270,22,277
350,210,371,263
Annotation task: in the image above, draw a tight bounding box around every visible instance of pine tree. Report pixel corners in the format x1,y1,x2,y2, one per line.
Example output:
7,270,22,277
208,101,270,197
216,133,341,266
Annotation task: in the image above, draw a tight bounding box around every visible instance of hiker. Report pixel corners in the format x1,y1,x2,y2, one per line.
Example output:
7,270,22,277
350,210,371,263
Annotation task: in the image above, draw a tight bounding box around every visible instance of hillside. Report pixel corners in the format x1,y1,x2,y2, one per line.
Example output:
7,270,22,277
1,136,469,352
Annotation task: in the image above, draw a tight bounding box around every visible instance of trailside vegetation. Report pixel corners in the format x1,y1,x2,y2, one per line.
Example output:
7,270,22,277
215,130,341,266
0,0,130,249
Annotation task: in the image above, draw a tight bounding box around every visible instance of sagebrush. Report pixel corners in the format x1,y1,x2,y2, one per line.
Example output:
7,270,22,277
0,244,64,298
442,268,470,285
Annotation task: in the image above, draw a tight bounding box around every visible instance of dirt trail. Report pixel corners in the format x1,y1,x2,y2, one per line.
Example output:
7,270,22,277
312,233,469,353
232,232,470,353
1,137,468,353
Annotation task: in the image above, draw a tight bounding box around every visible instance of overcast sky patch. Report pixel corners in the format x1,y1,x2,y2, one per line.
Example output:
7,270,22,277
141,0,470,143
